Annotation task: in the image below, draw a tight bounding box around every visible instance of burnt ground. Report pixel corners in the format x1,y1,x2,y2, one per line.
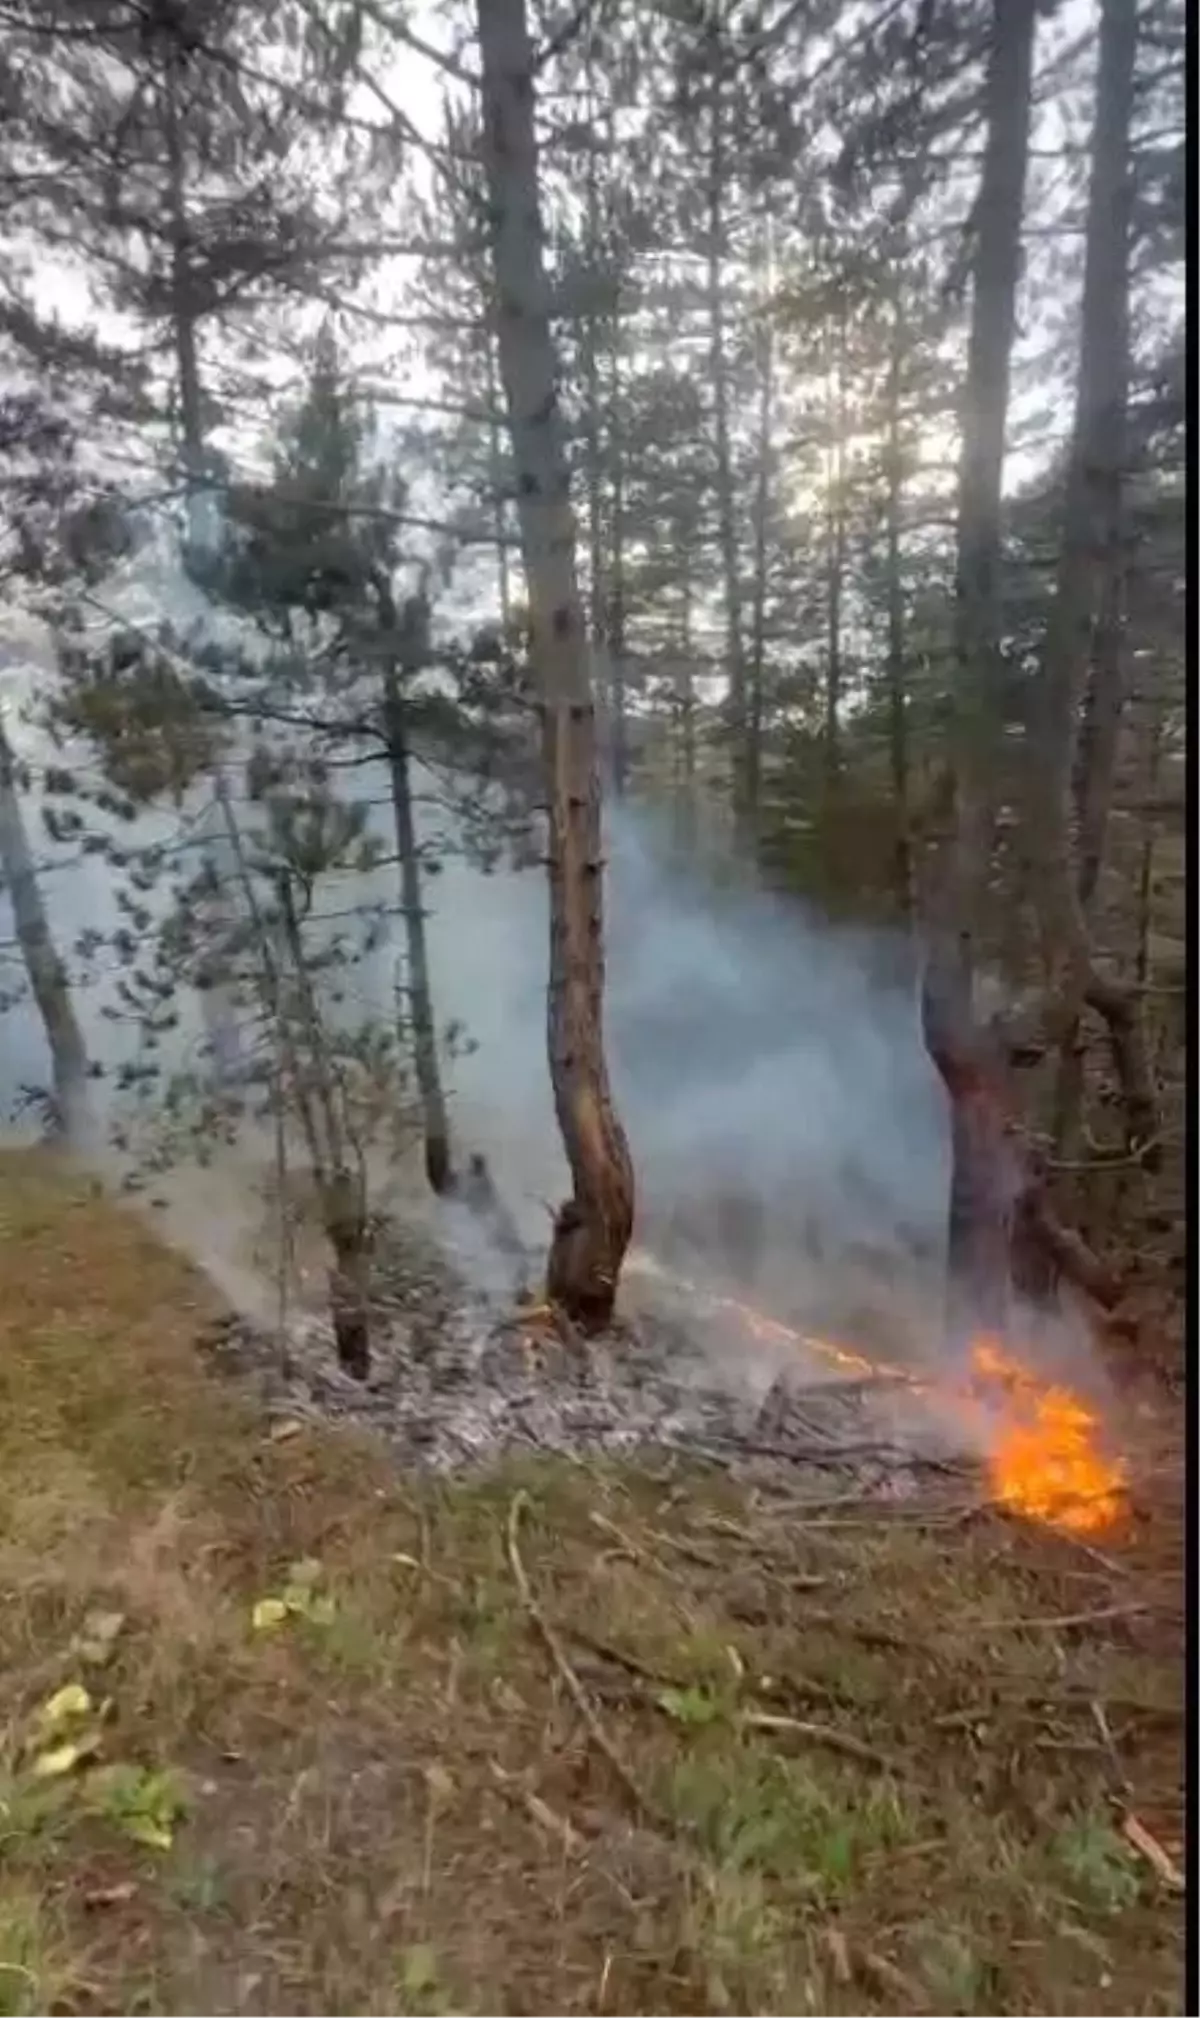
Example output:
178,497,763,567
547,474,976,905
191,1206,966,1485
0,1149,1186,2017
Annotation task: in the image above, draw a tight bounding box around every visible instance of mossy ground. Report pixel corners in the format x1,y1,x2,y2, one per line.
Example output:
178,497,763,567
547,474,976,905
0,1150,1184,2015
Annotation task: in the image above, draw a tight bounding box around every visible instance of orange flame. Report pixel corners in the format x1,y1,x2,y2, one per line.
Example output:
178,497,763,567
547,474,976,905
627,1252,1129,1536
969,1338,1129,1534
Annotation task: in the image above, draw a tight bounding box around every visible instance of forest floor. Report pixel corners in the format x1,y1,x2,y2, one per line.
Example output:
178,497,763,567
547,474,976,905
0,1149,1185,2017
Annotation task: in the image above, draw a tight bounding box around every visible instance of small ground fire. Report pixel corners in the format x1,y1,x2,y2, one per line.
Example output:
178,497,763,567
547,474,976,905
969,1338,1129,1535
628,1254,1130,1538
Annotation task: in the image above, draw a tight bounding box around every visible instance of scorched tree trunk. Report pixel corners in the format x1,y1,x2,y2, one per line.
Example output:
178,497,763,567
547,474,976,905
476,0,635,1333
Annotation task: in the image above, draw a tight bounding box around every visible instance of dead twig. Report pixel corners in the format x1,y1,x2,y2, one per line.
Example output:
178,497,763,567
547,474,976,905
566,1627,686,1693
859,1950,918,2002
487,1759,586,1856
673,1431,972,1474
1091,1698,1134,1795
975,1601,1152,1635
1121,1812,1184,1891
739,1709,905,1776
505,1491,676,1835
990,1504,1127,1577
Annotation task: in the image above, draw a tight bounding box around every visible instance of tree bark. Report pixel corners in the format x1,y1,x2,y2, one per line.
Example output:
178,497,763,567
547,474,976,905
579,57,625,795
162,57,208,541
747,232,774,826
883,294,914,925
823,309,847,806
920,0,1038,1345
1050,543,1127,1166
379,585,454,1197
676,566,697,853
162,53,243,1082
213,779,370,1376
276,868,371,1379
605,317,629,797
1033,0,1155,1164
705,34,749,845
485,324,513,631
0,710,90,1137
476,0,635,1335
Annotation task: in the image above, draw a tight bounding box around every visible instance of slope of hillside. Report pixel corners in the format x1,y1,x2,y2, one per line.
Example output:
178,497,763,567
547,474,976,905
0,1150,1184,2017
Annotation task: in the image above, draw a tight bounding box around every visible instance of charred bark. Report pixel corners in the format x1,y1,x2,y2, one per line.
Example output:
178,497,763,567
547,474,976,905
921,955,1023,1339
326,1165,371,1383
920,0,1038,1338
476,0,635,1334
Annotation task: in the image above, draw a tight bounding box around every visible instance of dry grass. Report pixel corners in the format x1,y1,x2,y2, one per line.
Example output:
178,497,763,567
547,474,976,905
0,1148,1186,2016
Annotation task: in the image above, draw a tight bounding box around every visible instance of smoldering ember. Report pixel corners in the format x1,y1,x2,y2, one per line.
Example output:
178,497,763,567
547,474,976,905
0,0,1184,2012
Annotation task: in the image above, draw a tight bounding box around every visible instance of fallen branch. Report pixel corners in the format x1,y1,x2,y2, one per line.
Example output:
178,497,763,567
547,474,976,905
1090,1699,1133,1796
859,1950,918,2003
1019,1184,1123,1308
975,1601,1151,1635
505,1491,675,1835
678,1433,972,1475
739,1710,905,1776
1121,1812,1185,1892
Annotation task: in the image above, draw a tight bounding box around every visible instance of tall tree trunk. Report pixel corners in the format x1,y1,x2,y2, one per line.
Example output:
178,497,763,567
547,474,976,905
0,710,89,1137
162,58,207,543
602,100,629,796
1134,702,1164,989
476,0,635,1334
1034,0,1155,1163
883,294,914,924
215,777,370,1378
379,585,454,1197
747,233,774,826
276,871,370,1381
580,57,617,791
162,55,242,1082
920,0,1038,1343
676,566,697,852
485,324,513,630
1050,541,1128,1165
705,36,749,844
823,315,847,805
606,317,629,797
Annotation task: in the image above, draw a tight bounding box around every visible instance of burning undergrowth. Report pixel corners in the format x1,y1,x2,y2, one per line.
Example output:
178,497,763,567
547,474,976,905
193,1199,1131,1547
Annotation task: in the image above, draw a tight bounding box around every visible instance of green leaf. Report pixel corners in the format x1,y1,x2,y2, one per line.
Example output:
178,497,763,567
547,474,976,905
121,1811,175,1851
656,1685,723,1727
287,1557,323,1590
88,1763,188,1854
